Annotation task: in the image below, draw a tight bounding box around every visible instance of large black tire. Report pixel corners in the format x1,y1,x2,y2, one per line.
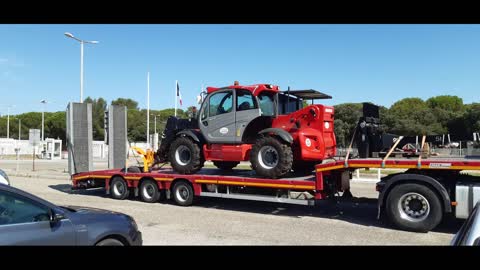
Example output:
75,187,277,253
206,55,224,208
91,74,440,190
169,137,204,174
110,177,130,200
171,181,194,206
139,179,161,203
385,183,443,232
96,238,124,246
213,161,239,170
250,136,293,179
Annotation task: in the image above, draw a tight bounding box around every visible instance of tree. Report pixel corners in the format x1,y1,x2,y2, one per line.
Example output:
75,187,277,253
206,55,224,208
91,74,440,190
426,95,465,133
333,103,363,147
426,95,464,112
111,98,138,110
386,98,444,135
45,112,66,147
85,97,107,140
448,103,480,140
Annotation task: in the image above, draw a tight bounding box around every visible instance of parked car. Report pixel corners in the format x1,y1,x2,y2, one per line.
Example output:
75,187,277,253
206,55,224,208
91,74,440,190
0,184,142,245
451,201,480,246
0,169,9,186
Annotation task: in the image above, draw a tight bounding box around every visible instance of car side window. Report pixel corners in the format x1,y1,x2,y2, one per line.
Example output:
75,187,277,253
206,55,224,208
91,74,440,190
236,89,256,111
209,90,233,117
0,190,50,226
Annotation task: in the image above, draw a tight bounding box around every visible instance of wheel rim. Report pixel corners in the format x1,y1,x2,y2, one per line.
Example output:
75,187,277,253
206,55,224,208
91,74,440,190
175,145,192,166
397,192,430,222
257,146,279,169
113,181,125,196
142,183,155,199
175,185,190,203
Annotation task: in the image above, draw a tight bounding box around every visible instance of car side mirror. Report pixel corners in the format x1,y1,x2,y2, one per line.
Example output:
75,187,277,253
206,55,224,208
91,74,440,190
474,237,480,246
49,209,64,225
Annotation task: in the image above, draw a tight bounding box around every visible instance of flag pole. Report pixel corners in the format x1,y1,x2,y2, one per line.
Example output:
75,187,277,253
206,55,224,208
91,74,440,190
147,72,150,148
175,80,178,117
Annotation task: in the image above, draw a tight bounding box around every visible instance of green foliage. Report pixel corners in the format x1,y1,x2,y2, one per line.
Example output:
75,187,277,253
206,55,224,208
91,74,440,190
111,98,138,110
84,97,107,140
333,103,362,147
2,95,477,147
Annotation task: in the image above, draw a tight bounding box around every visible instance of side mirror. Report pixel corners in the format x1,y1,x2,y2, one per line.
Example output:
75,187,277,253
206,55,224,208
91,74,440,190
474,237,480,246
196,95,203,104
49,209,64,225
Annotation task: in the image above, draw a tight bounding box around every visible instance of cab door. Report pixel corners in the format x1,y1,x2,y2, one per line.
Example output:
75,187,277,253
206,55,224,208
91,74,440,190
235,89,261,143
199,89,236,144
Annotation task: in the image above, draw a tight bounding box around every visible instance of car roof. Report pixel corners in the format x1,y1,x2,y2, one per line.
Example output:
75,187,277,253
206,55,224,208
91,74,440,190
0,184,57,209
206,84,279,96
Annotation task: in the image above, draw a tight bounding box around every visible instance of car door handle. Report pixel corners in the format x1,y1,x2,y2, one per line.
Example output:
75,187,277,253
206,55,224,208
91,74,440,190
203,121,208,126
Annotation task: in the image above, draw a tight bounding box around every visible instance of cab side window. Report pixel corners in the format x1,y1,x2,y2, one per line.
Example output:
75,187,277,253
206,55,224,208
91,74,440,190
236,90,256,111
200,101,208,121
209,91,233,117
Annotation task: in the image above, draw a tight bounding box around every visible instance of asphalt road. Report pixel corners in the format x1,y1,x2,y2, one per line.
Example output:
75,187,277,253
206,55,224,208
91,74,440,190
7,174,460,245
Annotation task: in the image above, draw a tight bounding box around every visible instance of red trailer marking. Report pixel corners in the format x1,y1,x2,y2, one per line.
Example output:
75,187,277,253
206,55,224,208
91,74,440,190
195,179,314,190
316,165,344,172
315,159,480,172
154,177,174,181
74,175,111,180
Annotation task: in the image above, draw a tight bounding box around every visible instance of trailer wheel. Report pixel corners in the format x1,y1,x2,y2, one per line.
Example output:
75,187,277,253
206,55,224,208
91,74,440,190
110,177,130,200
169,137,204,174
250,136,293,178
172,181,194,206
139,180,161,203
386,183,443,232
213,161,239,170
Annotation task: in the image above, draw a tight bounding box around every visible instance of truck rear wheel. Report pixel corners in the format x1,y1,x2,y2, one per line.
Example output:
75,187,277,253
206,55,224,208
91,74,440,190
250,136,293,179
386,183,443,232
169,137,204,174
139,179,161,203
213,161,239,170
110,177,130,200
172,181,194,206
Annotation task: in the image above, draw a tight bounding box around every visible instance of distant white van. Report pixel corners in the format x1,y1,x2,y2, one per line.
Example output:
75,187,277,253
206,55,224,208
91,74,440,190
0,169,10,186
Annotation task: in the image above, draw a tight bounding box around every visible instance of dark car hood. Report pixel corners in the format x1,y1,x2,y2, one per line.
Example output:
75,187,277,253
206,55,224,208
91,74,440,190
62,205,125,216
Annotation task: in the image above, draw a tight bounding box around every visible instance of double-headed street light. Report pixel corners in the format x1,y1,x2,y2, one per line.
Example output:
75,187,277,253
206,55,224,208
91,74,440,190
64,32,99,103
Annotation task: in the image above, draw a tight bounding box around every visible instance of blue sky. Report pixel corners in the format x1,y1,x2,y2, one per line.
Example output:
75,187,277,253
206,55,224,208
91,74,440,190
1,24,479,115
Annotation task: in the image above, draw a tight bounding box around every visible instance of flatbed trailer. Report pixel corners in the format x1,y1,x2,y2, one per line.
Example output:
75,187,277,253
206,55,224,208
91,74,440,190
72,156,480,232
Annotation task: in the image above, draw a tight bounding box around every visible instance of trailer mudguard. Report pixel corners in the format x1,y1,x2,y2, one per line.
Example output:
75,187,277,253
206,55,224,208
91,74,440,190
378,173,452,214
259,128,293,144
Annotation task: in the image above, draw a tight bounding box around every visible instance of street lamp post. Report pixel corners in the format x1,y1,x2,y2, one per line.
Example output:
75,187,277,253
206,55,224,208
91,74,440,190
64,32,99,103
7,106,10,139
40,100,47,141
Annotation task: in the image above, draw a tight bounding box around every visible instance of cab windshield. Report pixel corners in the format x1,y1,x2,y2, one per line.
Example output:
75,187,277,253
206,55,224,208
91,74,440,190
257,92,276,116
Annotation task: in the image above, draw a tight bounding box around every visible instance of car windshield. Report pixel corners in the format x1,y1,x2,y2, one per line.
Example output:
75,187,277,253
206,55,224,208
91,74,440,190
258,92,275,116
